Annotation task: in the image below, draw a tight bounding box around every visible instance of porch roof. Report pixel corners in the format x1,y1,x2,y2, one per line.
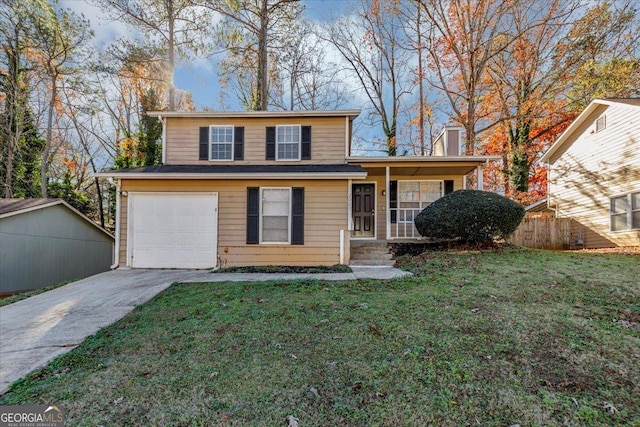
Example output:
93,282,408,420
347,156,500,176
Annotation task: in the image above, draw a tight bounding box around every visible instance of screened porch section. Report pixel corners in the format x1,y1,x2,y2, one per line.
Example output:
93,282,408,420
391,180,444,239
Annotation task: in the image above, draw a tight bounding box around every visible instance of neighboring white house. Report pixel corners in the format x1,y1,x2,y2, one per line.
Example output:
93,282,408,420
540,98,640,248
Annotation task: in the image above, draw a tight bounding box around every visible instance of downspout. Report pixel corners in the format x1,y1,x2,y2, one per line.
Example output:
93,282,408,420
110,179,121,269
159,115,166,164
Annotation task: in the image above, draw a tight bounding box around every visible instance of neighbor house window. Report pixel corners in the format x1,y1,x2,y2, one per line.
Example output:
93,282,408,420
595,115,606,132
611,191,640,231
276,125,301,160
261,188,291,243
209,125,234,160
398,181,443,222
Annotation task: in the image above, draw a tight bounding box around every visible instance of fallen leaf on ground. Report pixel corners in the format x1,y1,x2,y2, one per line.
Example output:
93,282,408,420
286,415,299,426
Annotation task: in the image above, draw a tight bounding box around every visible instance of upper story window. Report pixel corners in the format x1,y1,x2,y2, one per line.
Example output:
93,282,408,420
595,115,606,132
277,125,301,161
209,125,234,160
611,191,640,231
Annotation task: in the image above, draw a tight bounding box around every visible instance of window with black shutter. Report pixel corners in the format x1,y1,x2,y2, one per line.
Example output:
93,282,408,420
291,187,305,245
234,126,244,160
266,127,276,160
301,126,311,160
246,187,260,244
199,127,209,160
390,180,398,223
444,180,454,194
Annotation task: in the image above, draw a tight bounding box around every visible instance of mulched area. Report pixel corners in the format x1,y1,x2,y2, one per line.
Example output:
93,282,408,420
571,246,640,255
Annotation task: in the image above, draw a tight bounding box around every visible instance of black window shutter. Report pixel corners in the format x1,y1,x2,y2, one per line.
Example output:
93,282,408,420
291,187,304,245
199,127,209,160
390,180,398,224
301,126,311,160
234,126,244,160
444,180,454,194
266,127,276,160
246,187,260,244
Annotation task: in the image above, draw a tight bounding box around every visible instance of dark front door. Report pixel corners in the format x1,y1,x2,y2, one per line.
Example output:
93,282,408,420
352,184,375,237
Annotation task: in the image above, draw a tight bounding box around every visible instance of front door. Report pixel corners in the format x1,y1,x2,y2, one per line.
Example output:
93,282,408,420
352,184,375,238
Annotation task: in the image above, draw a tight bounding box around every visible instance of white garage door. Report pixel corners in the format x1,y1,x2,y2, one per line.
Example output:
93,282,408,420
129,193,218,268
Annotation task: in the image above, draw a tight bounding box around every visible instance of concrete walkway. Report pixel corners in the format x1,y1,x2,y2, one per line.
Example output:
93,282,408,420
0,266,410,394
182,266,412,283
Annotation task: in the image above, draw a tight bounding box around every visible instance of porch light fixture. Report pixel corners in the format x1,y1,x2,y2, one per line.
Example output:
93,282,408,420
381,189,386,196
121,191,128,197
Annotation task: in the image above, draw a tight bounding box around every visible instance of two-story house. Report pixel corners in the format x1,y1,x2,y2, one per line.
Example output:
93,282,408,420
99,110,497,268
539,98,640,248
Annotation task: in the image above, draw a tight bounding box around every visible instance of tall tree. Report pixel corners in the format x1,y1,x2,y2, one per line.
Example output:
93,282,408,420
92,0,211,111
24,0,93,197
270,22,348,111
325,0,413,155
565,1,640,110
417,0,514,154
204,0,302,111
0,0,43,198
483,0,639,199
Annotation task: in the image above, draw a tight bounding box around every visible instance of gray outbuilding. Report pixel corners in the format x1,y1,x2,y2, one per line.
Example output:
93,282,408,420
0,199,114,295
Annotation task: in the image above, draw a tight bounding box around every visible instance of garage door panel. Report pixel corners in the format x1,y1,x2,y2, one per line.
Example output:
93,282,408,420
129,193,218,268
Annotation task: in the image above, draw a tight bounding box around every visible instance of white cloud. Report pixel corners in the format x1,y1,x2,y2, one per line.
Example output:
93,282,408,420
61,0,136,46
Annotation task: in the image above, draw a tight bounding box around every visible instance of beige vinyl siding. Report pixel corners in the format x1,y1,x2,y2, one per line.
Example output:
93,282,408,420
548,103,640,247
165,116,347,165
120,179,348,267
351,175,464,240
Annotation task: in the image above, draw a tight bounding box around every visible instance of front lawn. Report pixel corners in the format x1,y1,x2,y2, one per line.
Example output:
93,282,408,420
2,248,639,426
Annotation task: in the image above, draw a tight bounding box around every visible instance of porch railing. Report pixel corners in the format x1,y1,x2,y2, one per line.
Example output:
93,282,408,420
390,208,423,239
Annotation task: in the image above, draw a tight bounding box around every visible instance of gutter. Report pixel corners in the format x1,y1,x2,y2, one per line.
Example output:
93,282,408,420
110,180,121,269
95,172,368,180
158,114,166,164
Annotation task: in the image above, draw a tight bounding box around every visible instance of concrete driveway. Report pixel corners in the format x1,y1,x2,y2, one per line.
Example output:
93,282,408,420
0,269,200,394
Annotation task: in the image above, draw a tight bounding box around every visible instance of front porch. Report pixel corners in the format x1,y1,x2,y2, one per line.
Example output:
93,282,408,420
347,156,496,240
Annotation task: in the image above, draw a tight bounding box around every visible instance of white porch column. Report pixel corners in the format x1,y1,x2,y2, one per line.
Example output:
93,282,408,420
385,166,390,240
477,165,484,191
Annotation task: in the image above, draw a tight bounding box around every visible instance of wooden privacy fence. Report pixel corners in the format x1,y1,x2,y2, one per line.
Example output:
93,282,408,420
507,217,573,249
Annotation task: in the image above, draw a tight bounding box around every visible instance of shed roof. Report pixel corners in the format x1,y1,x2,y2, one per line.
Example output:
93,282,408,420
0,198,61,216
0,198,113,239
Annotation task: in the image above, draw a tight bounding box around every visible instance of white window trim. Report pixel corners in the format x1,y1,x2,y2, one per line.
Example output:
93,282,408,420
209,125,234,161
610,190,640,232
259,187,292,244
276,124,302,161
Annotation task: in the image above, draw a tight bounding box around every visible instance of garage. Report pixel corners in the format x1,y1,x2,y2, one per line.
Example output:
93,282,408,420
128,193,218,268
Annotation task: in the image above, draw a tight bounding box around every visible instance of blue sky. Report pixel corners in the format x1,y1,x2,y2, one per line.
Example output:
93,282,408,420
63,0,356,111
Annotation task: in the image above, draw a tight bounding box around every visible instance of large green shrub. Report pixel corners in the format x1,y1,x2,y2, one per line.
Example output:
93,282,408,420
414,190,525,243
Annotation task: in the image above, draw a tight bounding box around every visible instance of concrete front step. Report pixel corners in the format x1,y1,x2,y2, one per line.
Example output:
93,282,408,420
350,252,394,261
351,247,392,254
350,241,395,267
350,259,396,266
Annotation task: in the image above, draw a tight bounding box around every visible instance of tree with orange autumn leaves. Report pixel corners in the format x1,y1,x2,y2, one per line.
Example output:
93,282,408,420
480,0,639,202
415,0,639,202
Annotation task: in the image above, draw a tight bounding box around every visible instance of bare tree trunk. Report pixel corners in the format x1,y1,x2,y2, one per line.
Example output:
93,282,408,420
168,0,175,111
258,0,269,111
41,75,57,198
416,2,425,156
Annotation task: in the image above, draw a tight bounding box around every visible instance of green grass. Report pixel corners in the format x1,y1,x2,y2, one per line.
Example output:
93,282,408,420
0,280,74,308
213,264,352,274
2,248,639,426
